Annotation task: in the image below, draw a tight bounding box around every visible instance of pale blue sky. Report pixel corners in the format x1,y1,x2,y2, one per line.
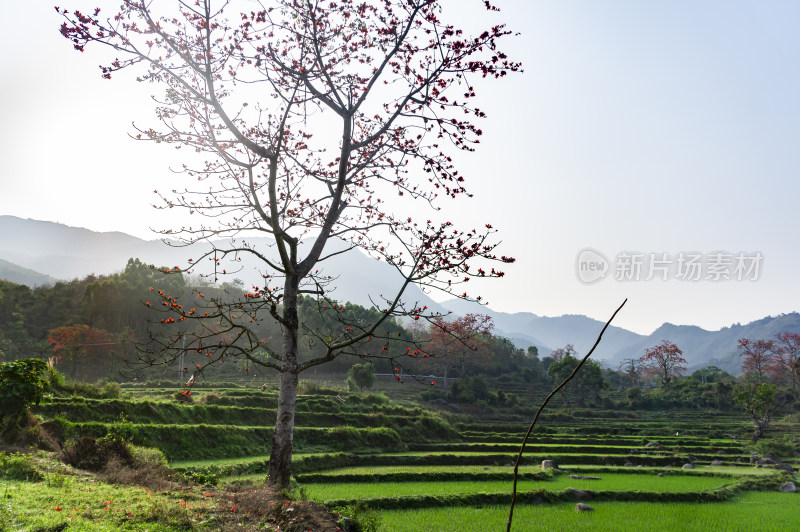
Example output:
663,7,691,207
1,1,798,335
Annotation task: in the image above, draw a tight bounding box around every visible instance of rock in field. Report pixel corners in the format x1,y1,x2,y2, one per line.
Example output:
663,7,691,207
541,460,558,469
682,463,694,470
779,482,797,493
575,503,594,512
567,488,593,500
711,460,723,466
569,475,601,480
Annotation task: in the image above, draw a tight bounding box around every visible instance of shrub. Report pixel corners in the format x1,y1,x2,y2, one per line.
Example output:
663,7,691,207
754,435,800,460
130,445,169,469
59,435,134,471
0,358,50,424
348,363,377,393
333,501,382,532
0,452,43,481
200,392,221,404
173,390,194,403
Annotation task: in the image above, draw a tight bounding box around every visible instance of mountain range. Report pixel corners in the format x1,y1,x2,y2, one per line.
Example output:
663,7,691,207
3,215,799,374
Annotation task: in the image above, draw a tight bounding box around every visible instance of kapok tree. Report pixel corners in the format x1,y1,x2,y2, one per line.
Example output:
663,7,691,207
47,324,117,380
617,357,642,388
425,313,494,393
737,338,777,384
549,343,576,362
639,340,686,392
772,332,800,390
57,0,519,487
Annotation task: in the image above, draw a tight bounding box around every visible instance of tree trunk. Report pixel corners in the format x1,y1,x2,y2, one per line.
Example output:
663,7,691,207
752,423,764,443
267,280,300,489
751,414,767,444
268,368,298,488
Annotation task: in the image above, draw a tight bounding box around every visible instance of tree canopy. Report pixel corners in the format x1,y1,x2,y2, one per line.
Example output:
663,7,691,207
58,0,520,488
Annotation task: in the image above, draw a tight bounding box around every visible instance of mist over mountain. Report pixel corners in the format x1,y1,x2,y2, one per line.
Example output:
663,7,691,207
3,215,799,373
0,215,448,314
0,258,57,287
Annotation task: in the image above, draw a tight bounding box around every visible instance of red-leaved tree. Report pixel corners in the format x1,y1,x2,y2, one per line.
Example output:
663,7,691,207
549,344,577,362
737,338,777,384
772,332,800,390
639,340,686,392
57,0,519,487
425,313,494,392
47,324,117,380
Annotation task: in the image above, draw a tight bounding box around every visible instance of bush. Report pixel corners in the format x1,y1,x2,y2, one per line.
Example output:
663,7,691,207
348,363,377,393
173,390,194,403
53,379,121,399
130,445,169,469
334,501,382,532
754,435,800,459
0,358,50,424
0,452,43,481
200,392,221,404
59,435,134,471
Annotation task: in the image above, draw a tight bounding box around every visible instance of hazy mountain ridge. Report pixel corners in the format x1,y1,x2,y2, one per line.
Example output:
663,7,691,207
0,215,449,314
0,258,57,287
3,215,799,372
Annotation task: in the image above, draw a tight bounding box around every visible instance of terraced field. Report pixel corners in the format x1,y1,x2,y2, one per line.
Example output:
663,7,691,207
33,383,799,530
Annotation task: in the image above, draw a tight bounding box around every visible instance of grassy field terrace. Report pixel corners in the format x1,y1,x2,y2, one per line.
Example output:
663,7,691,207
26,382,800,530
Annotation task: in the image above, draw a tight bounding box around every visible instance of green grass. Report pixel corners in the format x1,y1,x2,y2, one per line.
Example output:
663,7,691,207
303,473,734,502
559,465,777,477
303,464,544,476
300,464,772,479
0,477,218,531
378,492,800,531
170,454,274,469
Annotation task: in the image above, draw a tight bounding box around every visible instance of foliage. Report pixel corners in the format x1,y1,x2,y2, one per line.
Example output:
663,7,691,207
737,338,777,383
618,358,642,388
59,435,135,472
772,331,800,389
734,382,777,443
0,452,43,481
550,344,577,362
348,363,377,393
420,314,494,392
547,353,605,407
333,501,383,532
690,365,732,384
57,0,520,489
752,434,800,459
0,358,50,424
47,324,121,381
639,340,686,391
